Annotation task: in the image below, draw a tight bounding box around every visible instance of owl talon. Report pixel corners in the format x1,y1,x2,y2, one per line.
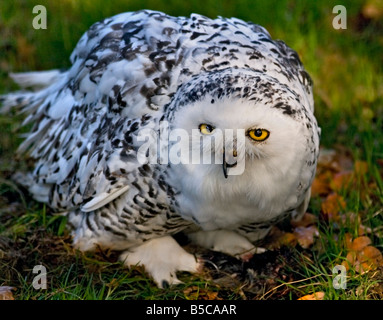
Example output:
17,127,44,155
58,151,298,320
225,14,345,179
188,230,262,259
119,236,201,288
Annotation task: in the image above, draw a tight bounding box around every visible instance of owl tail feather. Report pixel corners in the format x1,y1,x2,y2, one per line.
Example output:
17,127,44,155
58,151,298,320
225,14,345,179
0,69,64,113
10,70,63,90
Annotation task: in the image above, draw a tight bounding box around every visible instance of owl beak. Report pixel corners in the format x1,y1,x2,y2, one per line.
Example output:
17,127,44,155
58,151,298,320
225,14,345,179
222,147,238,179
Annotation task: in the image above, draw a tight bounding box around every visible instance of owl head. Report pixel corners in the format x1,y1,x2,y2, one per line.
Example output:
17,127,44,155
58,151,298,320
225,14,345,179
163,69,320,195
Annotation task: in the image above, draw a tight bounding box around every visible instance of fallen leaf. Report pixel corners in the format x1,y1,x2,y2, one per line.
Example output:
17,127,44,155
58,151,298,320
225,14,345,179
357,246,383,272
350,236,371,252
266,228,298,249
342,235,383,273
362,0,383,20
0,286,15,300
321,193,346,221
330,171,353,192
279,232,297,247
311,173,332,197
291,212,317,228
265,227,291,249
183,286,221,300
294,226,319,249
344,233,353,250
268,214,318,249
298,291,325,300
343,251,357,271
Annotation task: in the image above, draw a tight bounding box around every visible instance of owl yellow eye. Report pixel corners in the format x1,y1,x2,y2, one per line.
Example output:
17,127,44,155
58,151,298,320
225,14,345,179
248,128,270,142
199,123,215,135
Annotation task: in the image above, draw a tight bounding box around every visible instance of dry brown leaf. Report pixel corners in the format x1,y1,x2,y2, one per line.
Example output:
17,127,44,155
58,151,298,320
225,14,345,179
279,232,297,247
0,286,15,300
298,291,325,300
357,246,383,272
321,193,346,221
362,0,383,19
291,212,317,228
341,261,349,271
267,228,298,249
265,227,290,249
343,251,357,271
206,291,220,300
311,173,332,197
313,148,357,197
351,236,371,251
331,171,353,192
294,226,319,249
183,286,221,300
358,225,368,236
268,214,318,249
342,234,383,273
344,233,353,250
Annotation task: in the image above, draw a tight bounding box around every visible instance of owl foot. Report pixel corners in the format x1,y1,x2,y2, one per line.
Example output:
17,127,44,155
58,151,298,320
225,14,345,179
119,236,202,288
188,229,266,261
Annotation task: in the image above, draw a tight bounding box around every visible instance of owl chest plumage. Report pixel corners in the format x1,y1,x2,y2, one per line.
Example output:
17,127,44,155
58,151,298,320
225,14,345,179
168,158,310,232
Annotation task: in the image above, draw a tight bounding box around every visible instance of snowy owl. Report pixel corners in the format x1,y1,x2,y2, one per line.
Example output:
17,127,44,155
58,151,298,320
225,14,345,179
1,10,320,287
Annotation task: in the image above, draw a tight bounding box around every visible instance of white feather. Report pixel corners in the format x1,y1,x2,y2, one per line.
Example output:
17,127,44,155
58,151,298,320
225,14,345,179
81,185,130,212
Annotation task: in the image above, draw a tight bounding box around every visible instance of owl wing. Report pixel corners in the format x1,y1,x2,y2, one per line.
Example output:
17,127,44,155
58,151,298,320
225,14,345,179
0,11,169,211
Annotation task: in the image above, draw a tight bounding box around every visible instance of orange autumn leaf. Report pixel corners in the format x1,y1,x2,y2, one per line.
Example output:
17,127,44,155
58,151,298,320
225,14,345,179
311,173,331,197
350,236,371,251
363,0,383,20
183,286,221,300
343,251,357,271
293,226,319,249
0,287,15,300
280,232,297,247
291,212,317,228
357,246,383,272
344,233,353,250
342,235,383,273
298,291,325,300
269,213,318,249
321,193,346,221
330,171,353,192
266,227,297,249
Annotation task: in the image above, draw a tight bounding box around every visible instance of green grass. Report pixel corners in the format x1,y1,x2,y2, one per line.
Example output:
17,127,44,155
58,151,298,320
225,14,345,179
1,0,383,300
